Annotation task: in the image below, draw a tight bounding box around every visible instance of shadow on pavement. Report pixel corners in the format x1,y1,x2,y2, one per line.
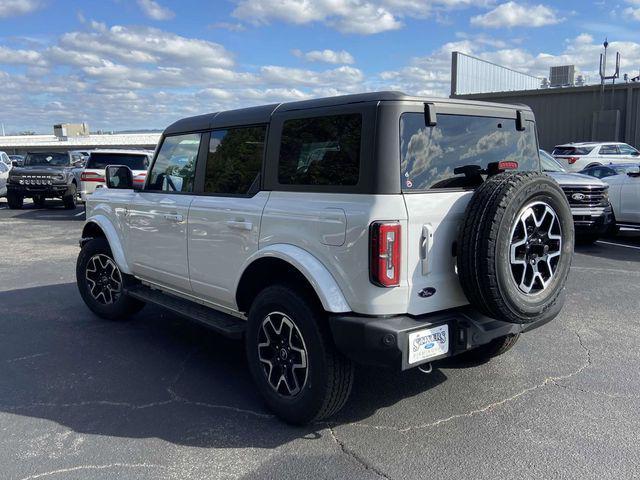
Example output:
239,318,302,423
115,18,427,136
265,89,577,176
575,232,640,262
12,205,85,221
1,282,446,449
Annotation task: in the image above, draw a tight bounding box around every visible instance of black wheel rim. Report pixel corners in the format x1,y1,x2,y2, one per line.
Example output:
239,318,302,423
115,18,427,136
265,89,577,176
509,201,562,295
257,312,308,397
85,254,122,305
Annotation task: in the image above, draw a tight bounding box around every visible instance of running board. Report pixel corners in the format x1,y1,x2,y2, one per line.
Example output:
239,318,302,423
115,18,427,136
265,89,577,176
125,285,246,339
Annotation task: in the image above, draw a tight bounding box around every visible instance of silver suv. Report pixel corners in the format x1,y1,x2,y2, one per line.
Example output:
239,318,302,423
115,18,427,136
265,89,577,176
76,92,575,424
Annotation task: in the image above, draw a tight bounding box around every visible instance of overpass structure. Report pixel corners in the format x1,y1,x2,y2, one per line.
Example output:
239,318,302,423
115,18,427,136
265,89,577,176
0,132,161,155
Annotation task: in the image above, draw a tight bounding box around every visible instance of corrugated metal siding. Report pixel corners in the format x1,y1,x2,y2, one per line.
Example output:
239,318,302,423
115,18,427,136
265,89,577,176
454,84,640,151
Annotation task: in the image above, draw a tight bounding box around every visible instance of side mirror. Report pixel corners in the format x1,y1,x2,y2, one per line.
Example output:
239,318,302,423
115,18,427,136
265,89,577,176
12,160,18,167
627,166,640,177
105,165,134,189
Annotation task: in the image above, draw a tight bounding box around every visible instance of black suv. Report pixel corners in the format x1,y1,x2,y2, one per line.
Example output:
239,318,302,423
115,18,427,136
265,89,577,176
7,151,82,209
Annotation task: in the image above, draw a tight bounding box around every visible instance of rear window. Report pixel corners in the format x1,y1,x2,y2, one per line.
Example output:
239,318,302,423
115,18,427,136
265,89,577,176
400,113,539,191
278,114,361,186
88,153,149,170
552,146,595,156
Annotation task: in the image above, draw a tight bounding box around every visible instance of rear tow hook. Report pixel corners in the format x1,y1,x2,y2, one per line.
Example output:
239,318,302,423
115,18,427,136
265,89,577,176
418,363,433,374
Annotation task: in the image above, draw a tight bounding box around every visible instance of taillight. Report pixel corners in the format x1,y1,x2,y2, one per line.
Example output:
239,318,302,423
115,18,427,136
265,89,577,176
567,157,579,164
81,171,104,182
370,221,401,287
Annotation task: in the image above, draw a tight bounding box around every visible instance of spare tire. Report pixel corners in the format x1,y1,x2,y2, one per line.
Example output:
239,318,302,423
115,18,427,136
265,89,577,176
457,172,574,324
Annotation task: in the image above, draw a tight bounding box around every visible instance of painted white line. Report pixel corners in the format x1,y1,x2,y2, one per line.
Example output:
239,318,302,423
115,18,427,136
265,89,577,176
74,210,85,217
596,240,640,251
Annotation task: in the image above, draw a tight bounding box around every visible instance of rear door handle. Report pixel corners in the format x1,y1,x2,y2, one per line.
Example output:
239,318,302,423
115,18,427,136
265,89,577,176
226,220,253,231
163,213,184,223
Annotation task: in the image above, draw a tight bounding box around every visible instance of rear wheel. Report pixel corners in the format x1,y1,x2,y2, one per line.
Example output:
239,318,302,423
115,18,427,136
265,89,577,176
32,195,46,208
454,334,520,363
576,233,600,245
7,191,23,209
62,183,77,209
245,284,354,425
76,238,144,320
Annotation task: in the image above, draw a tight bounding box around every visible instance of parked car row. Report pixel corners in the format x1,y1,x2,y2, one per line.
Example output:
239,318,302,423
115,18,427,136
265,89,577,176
3,149,154,209
552,141,640,172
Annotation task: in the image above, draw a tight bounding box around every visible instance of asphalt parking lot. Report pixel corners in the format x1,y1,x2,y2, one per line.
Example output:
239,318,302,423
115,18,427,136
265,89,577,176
1,198,640,480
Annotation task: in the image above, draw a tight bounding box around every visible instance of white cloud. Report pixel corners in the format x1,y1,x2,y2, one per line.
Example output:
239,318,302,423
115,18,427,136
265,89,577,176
292,49,355,64
136,0,175,21
0,45,46,66
471,2,561,28
0,0,41,17
232,0,492,34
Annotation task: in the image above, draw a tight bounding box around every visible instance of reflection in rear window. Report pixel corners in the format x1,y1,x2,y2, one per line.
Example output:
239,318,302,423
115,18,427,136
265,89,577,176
87,153,149,170
552,146,595,156
400,113,540,190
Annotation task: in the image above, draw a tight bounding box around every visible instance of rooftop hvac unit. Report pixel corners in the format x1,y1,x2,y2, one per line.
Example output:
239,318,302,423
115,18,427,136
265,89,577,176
549,65,575,87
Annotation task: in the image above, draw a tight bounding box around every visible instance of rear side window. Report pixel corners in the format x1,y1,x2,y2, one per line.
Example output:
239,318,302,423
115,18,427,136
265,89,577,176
147,133,201,193
552,146,594,156
278,114,361,186
599,145,620,155
400,113,539,191
88,153,149,170
204,126,266,195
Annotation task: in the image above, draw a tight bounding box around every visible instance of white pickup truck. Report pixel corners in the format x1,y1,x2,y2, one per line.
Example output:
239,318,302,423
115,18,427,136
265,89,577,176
76,92,574,424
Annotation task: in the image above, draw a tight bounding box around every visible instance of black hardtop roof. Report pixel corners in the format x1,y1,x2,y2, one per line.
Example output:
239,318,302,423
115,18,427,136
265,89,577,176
164,91,531,135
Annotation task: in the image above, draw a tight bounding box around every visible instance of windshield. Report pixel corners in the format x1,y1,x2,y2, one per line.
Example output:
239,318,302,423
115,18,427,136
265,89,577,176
87,153,149,170
401,113,540,190
24,152,69,167
540,150,566,172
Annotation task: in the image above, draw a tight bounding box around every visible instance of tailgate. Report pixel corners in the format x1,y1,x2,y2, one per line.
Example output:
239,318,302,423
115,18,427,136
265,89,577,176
403,191,470,316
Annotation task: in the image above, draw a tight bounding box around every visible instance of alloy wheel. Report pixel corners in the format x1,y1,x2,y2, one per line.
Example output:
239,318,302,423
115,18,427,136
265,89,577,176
509,201,562,294
85,254,123,305
257,312,309,397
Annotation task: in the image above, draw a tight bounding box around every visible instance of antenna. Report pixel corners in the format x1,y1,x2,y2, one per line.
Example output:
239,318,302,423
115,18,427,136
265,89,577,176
599,39,621,111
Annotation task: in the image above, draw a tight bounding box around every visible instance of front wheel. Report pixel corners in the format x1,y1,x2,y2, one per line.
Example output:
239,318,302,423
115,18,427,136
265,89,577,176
62,183,77,209
76,238,144,320
245,284,354,425
7,191,23,209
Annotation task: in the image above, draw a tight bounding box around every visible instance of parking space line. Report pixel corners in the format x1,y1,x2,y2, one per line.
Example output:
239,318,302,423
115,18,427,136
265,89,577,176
596,240,640,251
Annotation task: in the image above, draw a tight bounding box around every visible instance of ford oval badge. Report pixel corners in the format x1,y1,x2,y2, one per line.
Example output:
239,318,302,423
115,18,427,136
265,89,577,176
418,287,436,298
571,192,586,202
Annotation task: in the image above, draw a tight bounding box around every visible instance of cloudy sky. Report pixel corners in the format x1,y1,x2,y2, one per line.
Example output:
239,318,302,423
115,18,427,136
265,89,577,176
0,0,638,133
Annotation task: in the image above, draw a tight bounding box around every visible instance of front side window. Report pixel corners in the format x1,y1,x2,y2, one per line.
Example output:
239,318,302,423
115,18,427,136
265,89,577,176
278,114,361,186
147,133,200,192
599,145,619,155
400,113,539,190
204,126,266,195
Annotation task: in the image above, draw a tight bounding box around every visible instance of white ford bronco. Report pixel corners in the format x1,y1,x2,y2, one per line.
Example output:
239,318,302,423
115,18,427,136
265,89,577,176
76,92,574,424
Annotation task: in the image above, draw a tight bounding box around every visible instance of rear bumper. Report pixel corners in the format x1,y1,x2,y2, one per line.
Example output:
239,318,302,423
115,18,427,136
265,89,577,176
329,307,551,370
571,205,613,235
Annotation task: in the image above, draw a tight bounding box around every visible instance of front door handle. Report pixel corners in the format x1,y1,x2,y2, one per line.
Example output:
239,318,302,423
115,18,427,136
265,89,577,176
163,213,184,223
225,220,253,231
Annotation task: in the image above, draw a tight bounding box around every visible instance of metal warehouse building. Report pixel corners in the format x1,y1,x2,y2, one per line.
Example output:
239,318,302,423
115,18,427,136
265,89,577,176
453,82,640,152
449,50,640,152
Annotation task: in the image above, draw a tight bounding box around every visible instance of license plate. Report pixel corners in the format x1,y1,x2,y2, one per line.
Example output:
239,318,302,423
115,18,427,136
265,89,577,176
408,324,449,365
